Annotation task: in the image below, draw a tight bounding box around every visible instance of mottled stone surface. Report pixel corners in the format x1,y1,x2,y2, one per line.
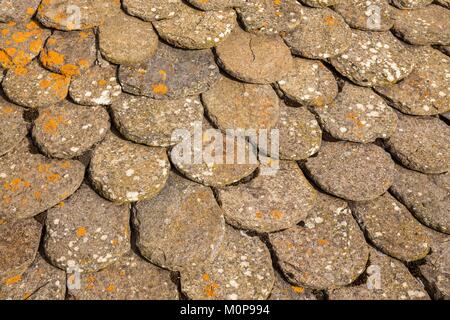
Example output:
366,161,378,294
268,273,317,300
0,97,27,157
333,0,393,31
0,0,41,23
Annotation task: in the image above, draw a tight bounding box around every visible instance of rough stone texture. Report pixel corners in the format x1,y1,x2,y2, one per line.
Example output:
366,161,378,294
202,76,280,133
170,124,259,187
2,60,70,108
262,102,322,160
374,46,450,116
392,5,450,46
215,27,293,84
153,4,236,49
390,165,450,234
435,0,450,8
0,0,41,23
112,93,203,147
0,255,66,300
333,0,393,32
181,227,274,300
0,20,51,70
44,184,130,273
351,193,430,262
69,65,122,106
384,115,450,174
328,248,430,300
301,0,341,6
0,218,42,283
68,251,179,300
390,0,433,8
188,0,245,11
119,42,220,99
99,11,159,66
269,192,369,289
283,7,352,59
236,0,304,35
36,0,121,31
276,58,338,108
268,273,317,300
330,30,415,87
40,30,96,77
218,161,317,233
0,97,27,157
122,0,184,21
0,141,85,221
135,173,225,271
313,82,398,143
419,228,450,300
32,101,110,159
305,141,396,201
89,133,170,203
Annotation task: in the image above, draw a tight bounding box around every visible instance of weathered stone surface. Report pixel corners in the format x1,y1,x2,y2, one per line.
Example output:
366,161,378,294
99,11,159,66
351,193,430,262
44,184,130,273
275,58,338,108
0,20,51,70
269,193,369,289
40,30,96,77
390,166,450,234
392,5,450,46
89,133,170,203
2,60,70,108
119,42,220,99
390,0,433,8
218,161,317,233
111,93,203,147
305,141,395,201
0,141,85,220
153,4,236,49
181,227,274,300
0,218,42,283
328,248,429,300
68,251,178,300
32,101,110,159
268,273,317,300
283,7,351,59
122,0,183,21
188,0,245,11
313,82,398,143
374,47,450,116
215,27,294,84
333,0,393,32
0,255,66,300
69,65,122,106
330,30,415,87
0,0,41,23
300,0,340,6
384,115,450,174
36,0,120,31
236,0,304,35
0,97,27,157
135,173,225,271
202,76,280,133
419,228,450,300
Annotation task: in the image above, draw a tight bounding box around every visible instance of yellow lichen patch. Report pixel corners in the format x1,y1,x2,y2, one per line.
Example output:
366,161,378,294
76,226,87,238
324,16,337,27
56,201,65,208
273,0,283,5
37,163,51,173
47,173,61,183
23,292,32,300
106,284,116,293
291,286,304,294
0,218,6,225
270,210,283,220
255,211,264,219
26,7,36,15
41,50,65,67
42,115,64,134
111,238,119,246
204,282,219,298
97,79,107,87
34,191,42,200
29,39,43,54
60,64,79,76
317,239,329,246
158,70,167,81
202,273,210,281
86,275,96,290
78,59,90,68
59,161,72,169
79,32,89,40
151,83,168,95
1,106,15,114
4,275,22,285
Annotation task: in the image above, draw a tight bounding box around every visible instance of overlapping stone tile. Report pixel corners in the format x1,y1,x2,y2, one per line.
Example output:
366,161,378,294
269,193,369,289
0,97,27,157
215,27,293,84
68,251,178,300
119,42,220,99
122,0,183,21
268,272,317,300
134,173,225,271
44,184,130,273
390,0,433,8
0,255,66,300
89,133,170,203
188,0,245,11
301,0,341,7
384,114,450,174
180,227,274,300
218,161,317,233
304,141,396,201
0,0,41,23
32,101,110,159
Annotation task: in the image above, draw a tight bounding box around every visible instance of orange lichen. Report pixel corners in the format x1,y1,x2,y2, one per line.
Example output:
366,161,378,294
204,282,219,298
106,284,116,293
291,286,305,294
60,64,79,76
97,79,107,87
4,275,22,285
34,191,42,200
151,83,168,95
318,239,329,246
324,16,337,27
270,210,283,220
202,274,210,281
76,227,87,237
41,50,65,67
255,211,264,219
47,173,61,183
